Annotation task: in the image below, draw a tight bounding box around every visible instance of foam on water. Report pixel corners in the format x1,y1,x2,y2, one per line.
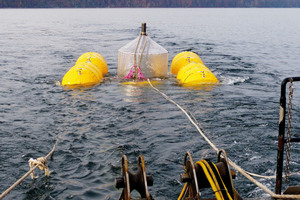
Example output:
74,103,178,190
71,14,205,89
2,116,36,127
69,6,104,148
219,75,250,85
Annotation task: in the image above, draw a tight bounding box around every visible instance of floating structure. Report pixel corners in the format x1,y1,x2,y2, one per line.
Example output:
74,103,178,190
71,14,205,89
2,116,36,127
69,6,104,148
170,51,203,75
76,52,108,76
177,62,219,85
61,52,107,88
171,51,218,86
118,23,168,79
61,26,218,89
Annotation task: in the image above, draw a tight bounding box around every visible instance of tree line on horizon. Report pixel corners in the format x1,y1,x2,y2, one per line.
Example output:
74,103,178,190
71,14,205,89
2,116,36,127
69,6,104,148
1,0,300,8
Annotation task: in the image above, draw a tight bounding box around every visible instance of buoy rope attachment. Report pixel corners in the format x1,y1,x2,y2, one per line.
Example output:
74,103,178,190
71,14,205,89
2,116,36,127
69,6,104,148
0,140,58,200
124,33,148,80
28,157,50,179
146,79,300,199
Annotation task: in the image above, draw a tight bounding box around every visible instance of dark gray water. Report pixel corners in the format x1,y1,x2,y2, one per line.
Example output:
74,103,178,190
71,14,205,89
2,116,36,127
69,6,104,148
0,8,300,199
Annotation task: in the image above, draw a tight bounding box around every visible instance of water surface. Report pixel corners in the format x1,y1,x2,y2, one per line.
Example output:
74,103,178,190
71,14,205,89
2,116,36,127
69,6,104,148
0,8,300,199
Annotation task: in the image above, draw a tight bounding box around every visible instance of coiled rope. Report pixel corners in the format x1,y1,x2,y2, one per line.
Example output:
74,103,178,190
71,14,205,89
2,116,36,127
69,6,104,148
0,139,58,200
147,79,300,199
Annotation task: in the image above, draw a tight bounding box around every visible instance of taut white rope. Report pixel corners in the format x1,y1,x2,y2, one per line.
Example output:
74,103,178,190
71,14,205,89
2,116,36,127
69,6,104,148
147,79,300,199
0,139,58,199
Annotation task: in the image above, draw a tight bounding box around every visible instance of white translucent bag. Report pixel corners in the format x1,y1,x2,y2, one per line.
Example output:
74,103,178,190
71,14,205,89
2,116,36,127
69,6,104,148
118,24,168,79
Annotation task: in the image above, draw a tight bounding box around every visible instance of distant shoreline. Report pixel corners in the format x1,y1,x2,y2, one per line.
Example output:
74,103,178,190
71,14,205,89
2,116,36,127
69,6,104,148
1,0,300,9
1,6,300,9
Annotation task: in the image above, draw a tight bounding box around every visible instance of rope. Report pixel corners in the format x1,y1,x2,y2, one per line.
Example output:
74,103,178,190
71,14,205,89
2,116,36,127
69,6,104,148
133,34,142,67
146,79,300,199
147,78,219,152
127,33,148,80
0,139,58,200
137,35,148,68
28,157,50,179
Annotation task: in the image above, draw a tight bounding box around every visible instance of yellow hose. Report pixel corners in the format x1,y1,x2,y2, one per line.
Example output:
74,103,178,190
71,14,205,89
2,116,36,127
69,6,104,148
196,160,233,200
197,161,223,200
177,183,188,200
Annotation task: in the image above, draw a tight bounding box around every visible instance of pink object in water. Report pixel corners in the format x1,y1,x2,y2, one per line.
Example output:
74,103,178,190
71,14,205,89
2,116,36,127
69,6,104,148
124,65,136,79
124,65,147,80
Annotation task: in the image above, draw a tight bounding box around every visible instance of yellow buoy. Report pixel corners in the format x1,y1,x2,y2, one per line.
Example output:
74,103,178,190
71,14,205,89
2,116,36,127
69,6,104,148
62,62,103,87
177,62,218,85
76,52,108,76
170,51,203,74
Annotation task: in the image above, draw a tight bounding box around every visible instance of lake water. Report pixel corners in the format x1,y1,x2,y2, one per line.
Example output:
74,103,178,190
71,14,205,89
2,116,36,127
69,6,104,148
0,8,300,199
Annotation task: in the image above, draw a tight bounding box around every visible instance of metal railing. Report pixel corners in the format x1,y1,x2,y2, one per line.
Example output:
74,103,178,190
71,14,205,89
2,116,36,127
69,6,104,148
276,77,300,194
